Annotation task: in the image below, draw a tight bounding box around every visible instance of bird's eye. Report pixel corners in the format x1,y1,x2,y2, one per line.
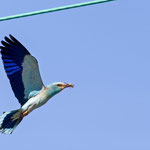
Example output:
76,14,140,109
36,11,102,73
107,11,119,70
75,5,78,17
57,84,62,87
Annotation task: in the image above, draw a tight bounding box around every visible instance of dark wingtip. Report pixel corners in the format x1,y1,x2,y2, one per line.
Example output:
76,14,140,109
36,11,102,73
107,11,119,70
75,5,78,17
1,40,4,45
9,34,16,41
4,34,12,40
4,36,8,41
0,46,3,51
9,34,13,38
1,40,7,46
1,34,30,55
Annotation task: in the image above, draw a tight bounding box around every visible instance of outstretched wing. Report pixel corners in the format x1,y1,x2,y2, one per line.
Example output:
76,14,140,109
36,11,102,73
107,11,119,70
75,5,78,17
0,35,44,106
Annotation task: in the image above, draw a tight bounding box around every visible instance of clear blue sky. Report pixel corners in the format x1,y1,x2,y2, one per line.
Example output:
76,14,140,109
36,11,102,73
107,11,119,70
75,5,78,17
0,0,150,149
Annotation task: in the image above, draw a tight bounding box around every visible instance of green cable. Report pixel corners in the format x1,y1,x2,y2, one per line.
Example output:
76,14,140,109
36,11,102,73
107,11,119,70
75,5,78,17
0,0,115,22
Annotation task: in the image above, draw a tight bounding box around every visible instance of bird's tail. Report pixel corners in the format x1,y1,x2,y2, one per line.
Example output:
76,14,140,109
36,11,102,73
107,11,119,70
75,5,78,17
0,109,23,134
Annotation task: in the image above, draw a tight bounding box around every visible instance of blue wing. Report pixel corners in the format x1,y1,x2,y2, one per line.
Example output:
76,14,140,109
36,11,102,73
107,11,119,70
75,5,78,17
0,35,44,106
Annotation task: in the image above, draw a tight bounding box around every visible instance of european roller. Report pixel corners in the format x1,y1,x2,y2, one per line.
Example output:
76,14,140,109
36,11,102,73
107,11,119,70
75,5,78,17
0,35,74,134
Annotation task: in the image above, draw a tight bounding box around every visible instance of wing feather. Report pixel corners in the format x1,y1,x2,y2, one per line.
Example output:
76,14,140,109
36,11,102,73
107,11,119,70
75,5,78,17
0,35,44,105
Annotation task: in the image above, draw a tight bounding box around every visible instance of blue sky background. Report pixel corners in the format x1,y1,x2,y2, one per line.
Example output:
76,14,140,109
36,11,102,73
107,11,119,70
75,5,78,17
0,0,150,149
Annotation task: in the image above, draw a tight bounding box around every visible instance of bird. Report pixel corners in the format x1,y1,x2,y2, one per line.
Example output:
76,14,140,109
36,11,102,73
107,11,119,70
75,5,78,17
0,34,74,134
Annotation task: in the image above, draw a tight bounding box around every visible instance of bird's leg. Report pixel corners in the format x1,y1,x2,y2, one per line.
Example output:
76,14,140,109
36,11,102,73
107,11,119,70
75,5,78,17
21,109,29,118
21,103,36,118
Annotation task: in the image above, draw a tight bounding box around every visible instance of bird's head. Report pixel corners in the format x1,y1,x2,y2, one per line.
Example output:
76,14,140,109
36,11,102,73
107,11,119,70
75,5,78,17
47,82,74,97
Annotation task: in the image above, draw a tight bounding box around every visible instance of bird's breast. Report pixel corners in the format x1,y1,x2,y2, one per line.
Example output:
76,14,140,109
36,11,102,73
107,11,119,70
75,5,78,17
22,88,51,112
34,88,51,107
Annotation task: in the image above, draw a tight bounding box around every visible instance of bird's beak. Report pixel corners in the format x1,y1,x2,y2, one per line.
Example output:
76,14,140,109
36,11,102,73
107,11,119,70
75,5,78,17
64,83,74,88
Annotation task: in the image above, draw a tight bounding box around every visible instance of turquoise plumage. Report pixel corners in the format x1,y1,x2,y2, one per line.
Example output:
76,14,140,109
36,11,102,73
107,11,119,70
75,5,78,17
0,35,74,134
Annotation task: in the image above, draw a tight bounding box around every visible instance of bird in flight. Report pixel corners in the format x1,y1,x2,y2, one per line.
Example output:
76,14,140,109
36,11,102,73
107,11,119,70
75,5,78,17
0,35,74,134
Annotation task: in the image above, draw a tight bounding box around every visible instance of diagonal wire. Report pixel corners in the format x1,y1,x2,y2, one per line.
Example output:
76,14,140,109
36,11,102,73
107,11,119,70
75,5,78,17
0,0,115,22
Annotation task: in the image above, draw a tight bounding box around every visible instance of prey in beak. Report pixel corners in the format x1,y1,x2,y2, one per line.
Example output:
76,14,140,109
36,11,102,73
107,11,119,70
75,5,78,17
64,83,74,88
57,82,74,89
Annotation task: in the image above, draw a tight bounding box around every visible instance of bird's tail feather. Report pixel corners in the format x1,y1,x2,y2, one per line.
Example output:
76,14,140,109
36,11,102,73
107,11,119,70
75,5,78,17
0,109,22,134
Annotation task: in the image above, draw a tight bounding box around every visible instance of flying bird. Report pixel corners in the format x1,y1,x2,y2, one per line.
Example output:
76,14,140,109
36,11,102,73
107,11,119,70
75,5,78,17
0,35,74,134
